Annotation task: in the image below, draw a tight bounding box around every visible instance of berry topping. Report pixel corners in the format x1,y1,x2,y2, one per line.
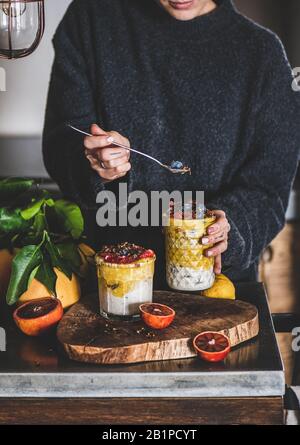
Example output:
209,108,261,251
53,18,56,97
171,160,184,170
99,242,155,264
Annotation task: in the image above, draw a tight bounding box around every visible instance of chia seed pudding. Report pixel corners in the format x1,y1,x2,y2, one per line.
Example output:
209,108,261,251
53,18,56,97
165,203,216,291
96,243,156,321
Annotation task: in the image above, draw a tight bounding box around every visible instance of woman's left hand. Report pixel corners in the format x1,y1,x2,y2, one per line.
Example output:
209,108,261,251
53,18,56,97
201,210,230,275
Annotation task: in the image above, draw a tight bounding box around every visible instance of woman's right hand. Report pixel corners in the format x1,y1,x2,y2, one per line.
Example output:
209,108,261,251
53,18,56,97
84,124,131,182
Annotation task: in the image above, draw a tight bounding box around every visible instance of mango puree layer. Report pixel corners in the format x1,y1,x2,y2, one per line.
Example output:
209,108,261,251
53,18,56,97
96,257,155,298
166,216,215,270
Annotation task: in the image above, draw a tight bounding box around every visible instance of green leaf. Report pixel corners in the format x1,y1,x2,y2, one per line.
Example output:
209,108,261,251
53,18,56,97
45,236,72,279
32,209,47,236
56,241,82,274
6,244,43,305
35,259,57,295
20,199,44,221
12,231,44,249
53,200,84,239
0,208,31,234
0,178,34,204
27,265,39,288
20,198,55,220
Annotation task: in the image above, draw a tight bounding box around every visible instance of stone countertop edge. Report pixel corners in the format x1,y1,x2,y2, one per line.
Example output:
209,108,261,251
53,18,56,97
0,370,285,398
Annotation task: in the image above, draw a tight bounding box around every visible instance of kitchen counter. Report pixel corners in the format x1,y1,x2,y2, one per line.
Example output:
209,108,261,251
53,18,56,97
0,282,285,425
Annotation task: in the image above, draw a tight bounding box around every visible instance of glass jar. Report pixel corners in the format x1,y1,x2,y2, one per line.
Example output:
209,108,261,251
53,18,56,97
165,206,216,292
96,249,156,321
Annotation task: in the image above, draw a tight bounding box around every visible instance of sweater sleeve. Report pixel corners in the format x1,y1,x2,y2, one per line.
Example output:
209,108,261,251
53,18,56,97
42,1,106,209
208,34,300,270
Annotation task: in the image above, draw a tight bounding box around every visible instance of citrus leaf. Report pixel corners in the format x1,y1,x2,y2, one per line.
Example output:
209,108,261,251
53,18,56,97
35,259,57,295
56,241,81,273
20,198,55,221
53,200,84,239
0,208,31,234
6,244,43,305
0,178,34,204
32,209,47,236
45,237,72,280
27,265,39,288
45,199,55,207
20,199,44,221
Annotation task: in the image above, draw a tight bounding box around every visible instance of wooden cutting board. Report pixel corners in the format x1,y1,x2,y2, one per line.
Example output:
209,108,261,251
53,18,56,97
57,291,259,365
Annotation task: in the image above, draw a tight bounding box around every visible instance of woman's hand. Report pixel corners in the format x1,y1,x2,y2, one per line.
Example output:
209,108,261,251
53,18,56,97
202,210,230,275
84,124,131,182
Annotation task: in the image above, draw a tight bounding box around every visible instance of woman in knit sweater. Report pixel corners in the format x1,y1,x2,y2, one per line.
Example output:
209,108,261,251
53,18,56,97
43,0,300,287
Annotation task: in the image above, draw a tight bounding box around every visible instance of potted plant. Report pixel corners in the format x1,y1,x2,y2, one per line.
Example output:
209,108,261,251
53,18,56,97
0,178,95,309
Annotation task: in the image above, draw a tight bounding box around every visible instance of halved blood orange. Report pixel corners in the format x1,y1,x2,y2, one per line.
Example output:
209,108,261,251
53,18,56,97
193,331,231,362
139,303,175,330
13,297,63,337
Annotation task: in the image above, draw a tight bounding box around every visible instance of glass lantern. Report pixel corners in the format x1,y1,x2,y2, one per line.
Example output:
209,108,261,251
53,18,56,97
0,0,45,59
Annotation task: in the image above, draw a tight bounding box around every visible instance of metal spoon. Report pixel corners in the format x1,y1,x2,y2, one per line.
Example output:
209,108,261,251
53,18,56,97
68,125,191,175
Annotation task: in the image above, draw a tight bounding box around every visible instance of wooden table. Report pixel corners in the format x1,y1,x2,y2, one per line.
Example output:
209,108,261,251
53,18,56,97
0,282,285,425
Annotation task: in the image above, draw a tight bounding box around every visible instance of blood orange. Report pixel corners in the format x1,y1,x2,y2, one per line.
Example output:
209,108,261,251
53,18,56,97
139,303,175,330
193,331,231,362
13,297,63,337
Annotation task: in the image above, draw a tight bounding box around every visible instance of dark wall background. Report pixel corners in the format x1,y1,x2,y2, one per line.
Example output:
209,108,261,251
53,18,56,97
235,0,300,189
0,0,299,186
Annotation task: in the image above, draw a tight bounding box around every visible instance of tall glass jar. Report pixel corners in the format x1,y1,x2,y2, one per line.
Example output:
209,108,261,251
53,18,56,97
165,205,216,292
96,243,156,321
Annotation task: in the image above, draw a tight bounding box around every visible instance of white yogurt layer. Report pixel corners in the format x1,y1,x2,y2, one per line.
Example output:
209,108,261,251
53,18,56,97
167,265,215,291
99,278,153,317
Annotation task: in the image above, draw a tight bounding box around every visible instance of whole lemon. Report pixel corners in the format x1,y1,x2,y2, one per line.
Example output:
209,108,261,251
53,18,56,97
18,268,81,309
201,274,236,300
0,249,13,298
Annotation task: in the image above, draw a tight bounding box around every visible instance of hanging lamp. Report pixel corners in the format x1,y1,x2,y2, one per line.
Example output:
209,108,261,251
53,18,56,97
0,0,45,59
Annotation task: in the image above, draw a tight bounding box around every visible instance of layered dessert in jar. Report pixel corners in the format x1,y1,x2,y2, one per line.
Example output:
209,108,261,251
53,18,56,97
96,242,156,320
165,202,216,291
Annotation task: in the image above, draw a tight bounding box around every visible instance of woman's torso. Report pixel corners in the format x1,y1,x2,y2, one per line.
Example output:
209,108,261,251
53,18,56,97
82,0,263,284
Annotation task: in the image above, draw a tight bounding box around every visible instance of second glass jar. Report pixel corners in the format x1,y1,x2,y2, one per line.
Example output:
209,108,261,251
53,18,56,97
165,205,216,291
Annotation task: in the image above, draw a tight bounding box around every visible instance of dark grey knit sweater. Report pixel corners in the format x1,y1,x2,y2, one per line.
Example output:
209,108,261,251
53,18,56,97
43,0,300,286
